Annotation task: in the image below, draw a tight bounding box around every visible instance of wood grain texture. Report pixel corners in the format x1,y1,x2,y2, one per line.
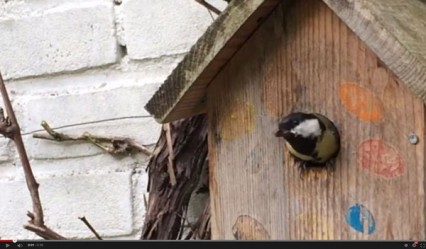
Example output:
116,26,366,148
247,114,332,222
323,0,426,112
208,0,425,240
144,0,282,123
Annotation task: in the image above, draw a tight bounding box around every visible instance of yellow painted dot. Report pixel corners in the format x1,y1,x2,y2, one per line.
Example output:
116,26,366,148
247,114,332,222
295,213,334,240
219,102,256,140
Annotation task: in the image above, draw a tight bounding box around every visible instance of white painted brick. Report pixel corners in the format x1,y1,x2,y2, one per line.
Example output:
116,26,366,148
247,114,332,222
5,61,182,98
0,153,149,197
0,139,13,162
0,1,117,80
0,170,135,239
119,0,227,59
23,118,160,160
24,154,148,179
131,168,148,231
108,233,141,240
0,178,37,239
0,0,228,240
0,162,22,182
0,1,112,19
116,54,185,83
15,84,160,134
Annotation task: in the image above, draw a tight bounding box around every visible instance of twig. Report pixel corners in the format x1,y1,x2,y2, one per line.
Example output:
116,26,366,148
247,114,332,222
78,216,103,240
177,207,189,240
0,72,65,240
163,123,177,186
0,78,42,225
25,211,66,239
146,210,165,239
195,0,221,15
23,223,66,240
143,194,148,210
184,198,211,240
183,229,194,240
33,121,153,156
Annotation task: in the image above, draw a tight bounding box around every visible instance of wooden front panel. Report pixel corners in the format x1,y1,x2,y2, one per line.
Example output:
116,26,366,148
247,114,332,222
207,0,425,240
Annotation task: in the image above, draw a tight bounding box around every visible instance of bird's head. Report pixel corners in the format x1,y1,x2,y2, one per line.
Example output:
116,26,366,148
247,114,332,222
274,112,323,139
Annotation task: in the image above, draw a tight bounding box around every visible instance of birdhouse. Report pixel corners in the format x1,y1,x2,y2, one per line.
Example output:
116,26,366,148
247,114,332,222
145,0,426,240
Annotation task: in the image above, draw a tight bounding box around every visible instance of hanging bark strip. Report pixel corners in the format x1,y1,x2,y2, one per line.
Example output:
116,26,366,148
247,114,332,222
141,114,208,240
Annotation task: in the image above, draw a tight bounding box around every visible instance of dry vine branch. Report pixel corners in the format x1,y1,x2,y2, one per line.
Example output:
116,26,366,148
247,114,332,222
0,72,65,240
195,0,222,15
78,216,103,240
33,121,153,156
163,123,177,186
195,0,231,15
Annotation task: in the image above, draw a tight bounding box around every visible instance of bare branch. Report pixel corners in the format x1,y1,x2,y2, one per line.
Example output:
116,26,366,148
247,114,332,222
195,0,222,15
177,207,189,240
143,194,148,210
0,72,66,240
78,216,103,240
33,121,153,156
163,123,177,186
0,113,14,139
146,211,165,239
0,73,65,240
23,222,66,240
40,121,72,141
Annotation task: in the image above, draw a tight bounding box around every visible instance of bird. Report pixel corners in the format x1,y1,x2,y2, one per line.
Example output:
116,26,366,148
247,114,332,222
274,112,341,176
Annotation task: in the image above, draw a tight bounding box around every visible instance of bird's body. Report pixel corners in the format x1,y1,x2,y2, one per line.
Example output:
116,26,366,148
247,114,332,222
275,112,340,173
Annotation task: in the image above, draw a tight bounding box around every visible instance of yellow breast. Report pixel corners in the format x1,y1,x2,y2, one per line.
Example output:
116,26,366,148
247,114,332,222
285,142,316,161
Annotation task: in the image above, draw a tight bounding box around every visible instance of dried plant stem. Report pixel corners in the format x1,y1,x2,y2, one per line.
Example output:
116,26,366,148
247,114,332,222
33,121,153,156
78,216,103,240
195,0,222,15
163,123,177,186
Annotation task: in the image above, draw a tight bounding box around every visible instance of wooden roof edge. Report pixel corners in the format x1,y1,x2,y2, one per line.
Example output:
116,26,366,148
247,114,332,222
146,0,426,124
144,0,282,123
324,0,426,102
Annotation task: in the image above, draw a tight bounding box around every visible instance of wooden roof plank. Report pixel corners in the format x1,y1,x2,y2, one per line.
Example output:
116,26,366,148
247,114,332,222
146,0,426,124
323,0,426,103
144,0,282,123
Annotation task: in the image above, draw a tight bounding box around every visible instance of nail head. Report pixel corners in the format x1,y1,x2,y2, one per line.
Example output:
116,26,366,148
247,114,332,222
408,133,419,145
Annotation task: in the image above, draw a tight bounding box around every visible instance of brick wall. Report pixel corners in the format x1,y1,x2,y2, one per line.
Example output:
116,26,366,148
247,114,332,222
0,0,226,239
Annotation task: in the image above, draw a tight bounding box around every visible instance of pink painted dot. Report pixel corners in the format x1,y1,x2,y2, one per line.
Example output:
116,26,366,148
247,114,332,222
357,139,406,178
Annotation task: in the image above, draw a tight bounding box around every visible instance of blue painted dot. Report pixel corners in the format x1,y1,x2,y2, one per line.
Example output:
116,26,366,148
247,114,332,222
345,203,376,235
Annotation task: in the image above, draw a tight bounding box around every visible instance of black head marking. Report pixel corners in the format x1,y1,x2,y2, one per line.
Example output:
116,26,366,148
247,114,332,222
275,112,326,159
275,112,324,138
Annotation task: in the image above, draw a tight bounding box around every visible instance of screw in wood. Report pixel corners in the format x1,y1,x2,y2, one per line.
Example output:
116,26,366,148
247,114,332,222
408,133,419,145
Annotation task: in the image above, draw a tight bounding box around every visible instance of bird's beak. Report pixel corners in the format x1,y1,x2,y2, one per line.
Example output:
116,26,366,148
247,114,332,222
275,130,284,137
275,129,291,137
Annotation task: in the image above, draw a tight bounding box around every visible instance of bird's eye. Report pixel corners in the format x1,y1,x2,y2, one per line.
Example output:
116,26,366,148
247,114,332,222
292,120,298,125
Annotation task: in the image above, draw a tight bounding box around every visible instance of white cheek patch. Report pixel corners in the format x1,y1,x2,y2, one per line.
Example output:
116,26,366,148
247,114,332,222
291,119,321,138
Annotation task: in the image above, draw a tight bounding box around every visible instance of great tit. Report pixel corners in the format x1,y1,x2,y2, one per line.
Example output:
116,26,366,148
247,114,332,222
274,112,341,173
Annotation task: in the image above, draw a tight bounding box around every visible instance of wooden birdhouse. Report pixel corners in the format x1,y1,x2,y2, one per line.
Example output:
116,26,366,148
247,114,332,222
145,0,426,240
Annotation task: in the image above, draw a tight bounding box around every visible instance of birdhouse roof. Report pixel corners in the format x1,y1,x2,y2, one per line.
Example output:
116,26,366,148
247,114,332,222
145,0,426,124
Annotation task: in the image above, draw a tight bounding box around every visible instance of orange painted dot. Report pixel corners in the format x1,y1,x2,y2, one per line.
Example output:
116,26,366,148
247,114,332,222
357,139,406,178
339,82,384,123
232,215,270,240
